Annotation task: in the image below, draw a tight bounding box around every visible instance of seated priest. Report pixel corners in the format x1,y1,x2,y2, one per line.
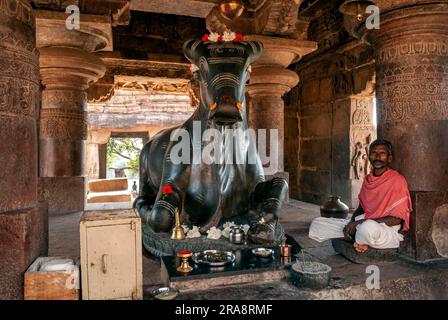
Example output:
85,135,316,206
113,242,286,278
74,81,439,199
309,139,412,253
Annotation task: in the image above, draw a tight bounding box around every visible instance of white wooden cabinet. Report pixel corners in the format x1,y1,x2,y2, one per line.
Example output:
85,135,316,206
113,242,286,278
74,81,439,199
80,209,142,300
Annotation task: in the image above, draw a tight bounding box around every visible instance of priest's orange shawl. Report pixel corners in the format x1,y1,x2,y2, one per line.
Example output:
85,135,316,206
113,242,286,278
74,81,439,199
358,168,412,231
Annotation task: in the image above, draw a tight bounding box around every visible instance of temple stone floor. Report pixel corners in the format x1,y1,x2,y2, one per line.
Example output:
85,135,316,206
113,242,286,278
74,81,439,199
49,200,448,300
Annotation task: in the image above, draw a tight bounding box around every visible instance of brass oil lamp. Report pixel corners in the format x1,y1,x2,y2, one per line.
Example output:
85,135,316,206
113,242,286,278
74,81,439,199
177,250,193,273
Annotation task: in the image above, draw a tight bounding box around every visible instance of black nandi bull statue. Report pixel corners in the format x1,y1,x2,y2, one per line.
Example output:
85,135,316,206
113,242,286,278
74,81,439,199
134,38,289,255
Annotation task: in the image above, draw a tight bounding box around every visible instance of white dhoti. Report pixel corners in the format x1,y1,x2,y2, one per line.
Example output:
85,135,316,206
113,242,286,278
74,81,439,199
308,214,403,249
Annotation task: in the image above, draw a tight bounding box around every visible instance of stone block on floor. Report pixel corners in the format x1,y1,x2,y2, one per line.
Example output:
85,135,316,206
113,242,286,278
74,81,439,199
0,203,48,299
331,239,398,264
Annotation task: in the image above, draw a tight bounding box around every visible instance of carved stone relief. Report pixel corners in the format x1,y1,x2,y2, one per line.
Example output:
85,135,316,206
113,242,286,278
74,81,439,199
350,98,375,180
117,80,191,95
351,134,372,180
40,109,87,140
206,0,303,38
1,0,35,27
376,38,448,123
333,72,353,97
42,90,86,109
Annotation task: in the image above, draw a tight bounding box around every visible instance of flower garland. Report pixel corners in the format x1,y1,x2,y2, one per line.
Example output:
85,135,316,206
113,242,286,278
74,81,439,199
202,30,244,43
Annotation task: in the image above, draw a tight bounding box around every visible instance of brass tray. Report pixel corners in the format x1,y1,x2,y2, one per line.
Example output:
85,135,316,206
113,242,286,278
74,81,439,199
192,250,235,267
152,287,179,300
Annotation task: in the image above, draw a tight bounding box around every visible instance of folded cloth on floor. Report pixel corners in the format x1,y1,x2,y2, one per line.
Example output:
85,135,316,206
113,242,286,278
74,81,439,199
39,258,75,272
308,217,350,242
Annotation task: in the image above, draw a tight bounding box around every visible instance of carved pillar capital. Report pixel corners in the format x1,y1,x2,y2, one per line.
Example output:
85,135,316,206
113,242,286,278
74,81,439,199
88,129,111,145
35,9,113,51
245,34,317,67
246,35,316,97
247,66,299,96
40,47,106,90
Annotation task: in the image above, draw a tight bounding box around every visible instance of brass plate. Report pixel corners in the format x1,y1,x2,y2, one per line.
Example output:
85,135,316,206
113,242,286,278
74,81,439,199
252,247,274,258
192,250,235,267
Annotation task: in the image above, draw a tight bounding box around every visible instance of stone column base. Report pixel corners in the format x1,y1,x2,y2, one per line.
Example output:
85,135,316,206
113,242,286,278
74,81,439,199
400,191,448,262
0,202,48,299
265,171,289,202
39,177,85,215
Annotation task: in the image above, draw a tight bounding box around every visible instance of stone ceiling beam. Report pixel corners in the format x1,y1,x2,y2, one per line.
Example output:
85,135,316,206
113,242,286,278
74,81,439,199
130,0,218,18
206,0,304,38
87,54,198,105
31,0,131,26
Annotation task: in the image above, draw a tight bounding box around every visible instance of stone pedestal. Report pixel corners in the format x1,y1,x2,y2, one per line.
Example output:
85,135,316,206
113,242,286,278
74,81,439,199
332,239,398,264
0,0,47,299
351,2,448,261
246,35,317,177
161,246,290,293
36,11,109,215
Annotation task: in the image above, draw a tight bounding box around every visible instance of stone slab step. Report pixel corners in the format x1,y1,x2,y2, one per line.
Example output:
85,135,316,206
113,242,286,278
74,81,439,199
88,178,128,192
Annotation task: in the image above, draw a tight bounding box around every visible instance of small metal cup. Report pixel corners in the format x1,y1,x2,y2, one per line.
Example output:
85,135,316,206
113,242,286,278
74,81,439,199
279,244,292,257
281,255,292,265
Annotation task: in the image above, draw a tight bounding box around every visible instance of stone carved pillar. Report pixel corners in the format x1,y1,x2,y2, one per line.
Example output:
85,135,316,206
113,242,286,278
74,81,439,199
246,35,317,179
86,143,100,180
36,11,109,214
0,0,48,299
86,130,111,180
350,1,448,260
98,143,108,179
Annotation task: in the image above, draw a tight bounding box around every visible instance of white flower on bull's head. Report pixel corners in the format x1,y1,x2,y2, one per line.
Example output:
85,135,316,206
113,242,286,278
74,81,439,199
222,30,236,42
208,32,220,42
190,64,199,73
201,31,244,43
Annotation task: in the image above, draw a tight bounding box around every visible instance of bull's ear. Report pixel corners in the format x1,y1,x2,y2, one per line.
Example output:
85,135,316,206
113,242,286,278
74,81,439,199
246,41,264,64
183,39,203,64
